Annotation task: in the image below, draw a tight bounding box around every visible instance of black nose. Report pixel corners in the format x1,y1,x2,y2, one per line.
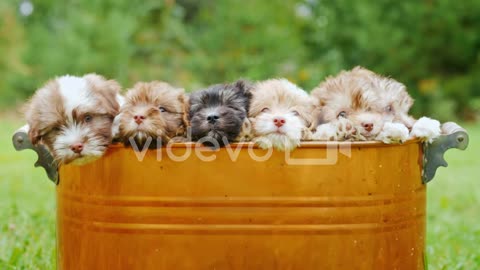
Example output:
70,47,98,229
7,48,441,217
207,114,220,123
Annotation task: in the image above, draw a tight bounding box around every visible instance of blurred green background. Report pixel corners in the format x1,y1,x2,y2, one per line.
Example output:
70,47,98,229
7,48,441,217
1,0,479,269
1,0,480,121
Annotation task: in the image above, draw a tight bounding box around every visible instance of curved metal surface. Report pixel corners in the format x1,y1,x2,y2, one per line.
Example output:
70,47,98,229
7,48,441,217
422,122,469,183
57,142,426,270
12,125,58,183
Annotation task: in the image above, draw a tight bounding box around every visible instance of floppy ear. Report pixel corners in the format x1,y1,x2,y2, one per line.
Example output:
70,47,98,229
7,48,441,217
297,105,315,130
84,73,122,118
176,92,190,137
232,80,253,114
28,126,41,145
233,79,253,100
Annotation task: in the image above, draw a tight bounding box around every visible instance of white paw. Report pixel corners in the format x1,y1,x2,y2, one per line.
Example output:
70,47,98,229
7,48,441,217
410,117,441,143
376,122,409,144
253,135,299,151
312,123,338,141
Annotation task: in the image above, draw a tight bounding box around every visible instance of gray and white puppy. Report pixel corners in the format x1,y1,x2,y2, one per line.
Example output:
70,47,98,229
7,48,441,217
188,80,252,147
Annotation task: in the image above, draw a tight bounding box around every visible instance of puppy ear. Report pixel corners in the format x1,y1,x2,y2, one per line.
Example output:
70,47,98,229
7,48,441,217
297,108,315,130
177,93,190,137
85,73,122,117
28,127,41,145
234,79,253,98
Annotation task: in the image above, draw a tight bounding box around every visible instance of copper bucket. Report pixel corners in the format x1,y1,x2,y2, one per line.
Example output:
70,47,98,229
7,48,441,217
12,122,468,270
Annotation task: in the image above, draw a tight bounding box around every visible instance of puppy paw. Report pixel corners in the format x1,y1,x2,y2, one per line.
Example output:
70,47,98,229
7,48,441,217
376,122,409,144
235,118,253,142
253,136,299,151
169,136,189,143
312,123,337,141
410,117,441,143
301,127,313,141
335,118,359,141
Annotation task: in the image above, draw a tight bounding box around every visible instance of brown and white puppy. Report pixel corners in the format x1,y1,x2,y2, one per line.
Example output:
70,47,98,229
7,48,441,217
114,81,187,149
312,66,440,143
25,74,122,165
311,67,389,141
249,79,314,151
361,69,441,143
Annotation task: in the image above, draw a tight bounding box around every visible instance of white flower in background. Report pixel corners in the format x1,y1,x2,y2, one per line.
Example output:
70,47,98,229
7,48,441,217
295,3,313,19
19,1,34,17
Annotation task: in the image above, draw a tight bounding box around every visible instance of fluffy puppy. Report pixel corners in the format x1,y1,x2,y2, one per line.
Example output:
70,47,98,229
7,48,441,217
25,74,122,165
115,81,187,149
188,80,252,147
249,79,314,151
311,67,389,141
312,66,441,143
361,68,441,143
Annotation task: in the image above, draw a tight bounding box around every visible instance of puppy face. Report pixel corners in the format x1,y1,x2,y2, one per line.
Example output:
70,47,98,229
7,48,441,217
117,81,187,149
364,75,415,129
249,79,314,150
188,80,251,147
311,67,384,139
25,74,121,165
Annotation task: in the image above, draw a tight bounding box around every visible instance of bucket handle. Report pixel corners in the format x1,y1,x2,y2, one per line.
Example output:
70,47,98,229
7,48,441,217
12,125,58,184
422,122,469,184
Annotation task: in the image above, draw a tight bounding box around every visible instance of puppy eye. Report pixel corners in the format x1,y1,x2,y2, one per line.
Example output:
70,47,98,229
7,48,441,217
261,107,270,113
159,107,167,112
385,105,393,112
84,114,93,123
52,126,62,132
337,111,347,118
292,110,300,116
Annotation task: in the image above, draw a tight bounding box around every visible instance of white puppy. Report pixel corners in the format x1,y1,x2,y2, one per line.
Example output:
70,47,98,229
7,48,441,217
249,79,315,151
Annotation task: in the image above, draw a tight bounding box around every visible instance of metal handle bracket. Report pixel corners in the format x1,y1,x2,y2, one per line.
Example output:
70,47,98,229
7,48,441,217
12,125,58,184
422,122,469,184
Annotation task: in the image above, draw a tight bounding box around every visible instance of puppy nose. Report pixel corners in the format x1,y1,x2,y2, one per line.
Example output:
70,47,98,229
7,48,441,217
207,114,220,123
273,117,286,127
134,115,146,124
70,143,84,154
362,122,374,132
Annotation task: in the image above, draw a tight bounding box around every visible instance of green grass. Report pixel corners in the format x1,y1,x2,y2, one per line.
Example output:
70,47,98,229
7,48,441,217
0,119,56,269
0,118,478,269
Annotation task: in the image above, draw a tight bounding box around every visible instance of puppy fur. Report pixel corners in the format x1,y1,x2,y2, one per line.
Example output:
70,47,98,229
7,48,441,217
360,68,441,142
188,80,252,147
25,74,121,165
311,67,385,141
115,81,187,149
312,66,440,143
249,79,314,151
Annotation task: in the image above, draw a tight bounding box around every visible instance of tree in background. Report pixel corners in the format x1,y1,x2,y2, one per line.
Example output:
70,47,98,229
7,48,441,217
299,0,480,120
0,0,479,121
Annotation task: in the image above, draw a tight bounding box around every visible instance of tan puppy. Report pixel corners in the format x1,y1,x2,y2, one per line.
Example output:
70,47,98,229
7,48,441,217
25,74,122,165
361,70,441,143
249,79,314,151
311,67,387,141
311,67,440,143
114,81,187,149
